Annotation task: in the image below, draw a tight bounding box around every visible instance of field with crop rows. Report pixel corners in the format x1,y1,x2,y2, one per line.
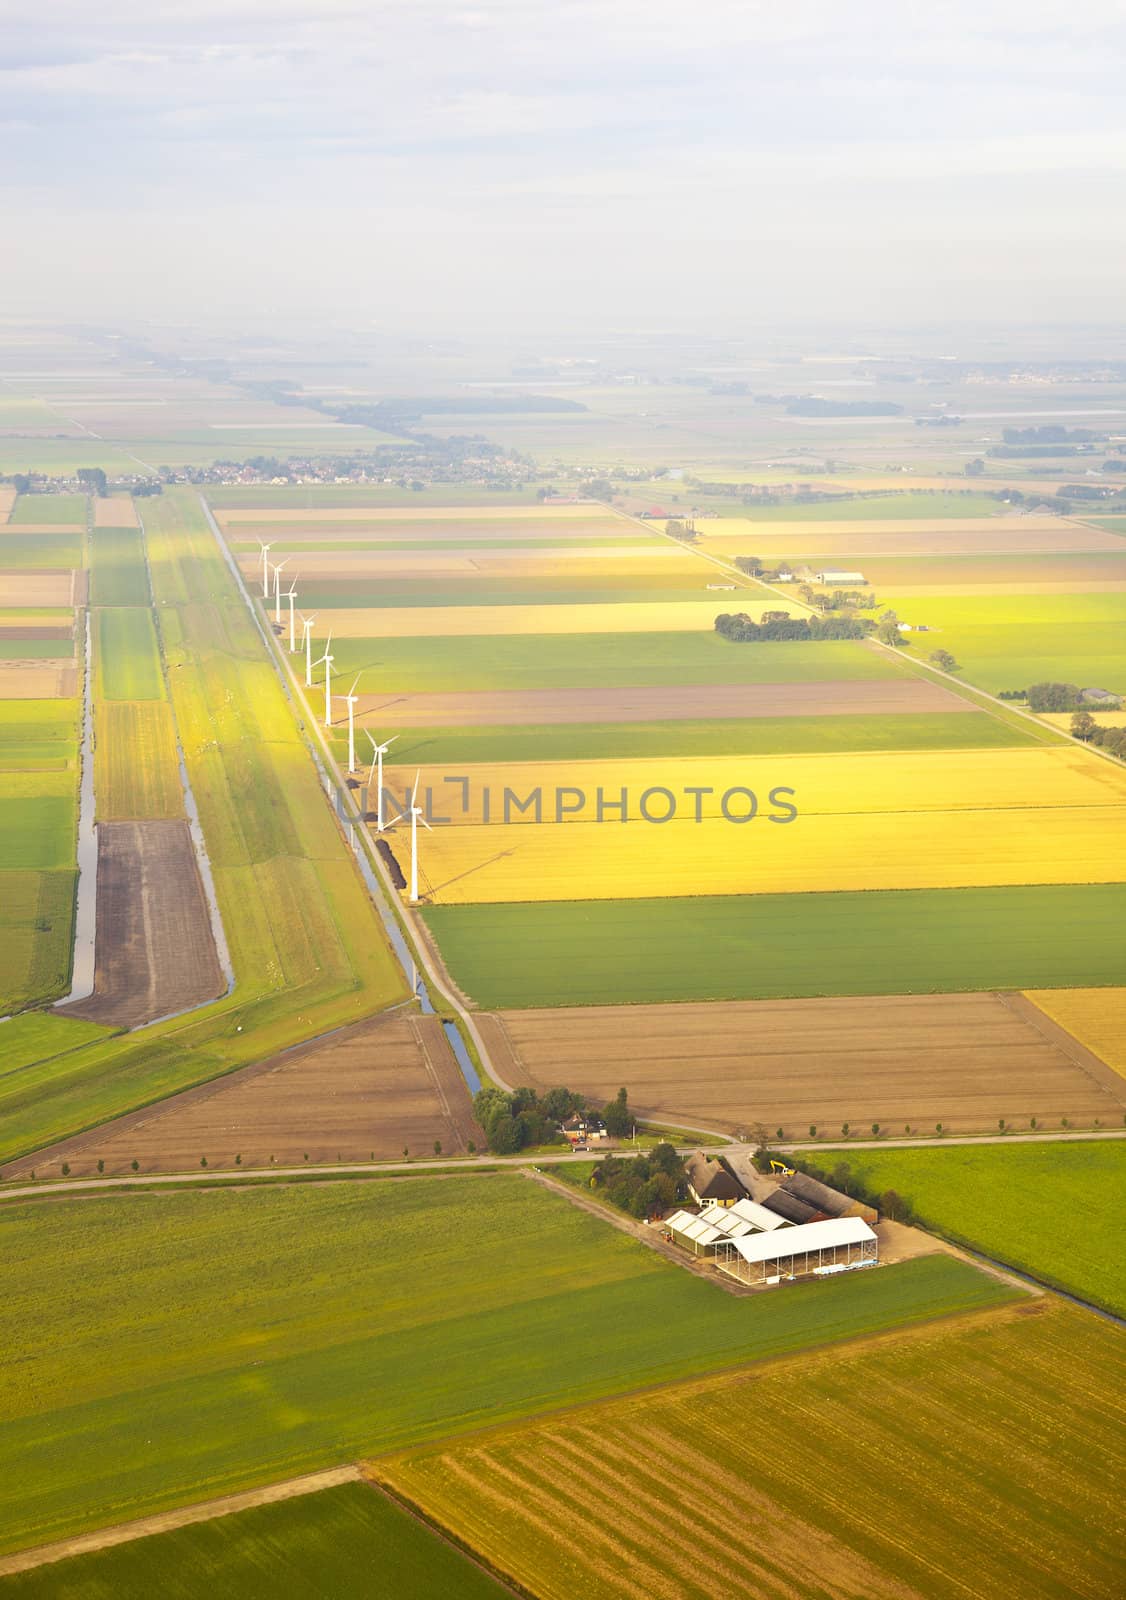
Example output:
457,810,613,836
1025,987,1126,1078
0,1175,1009,1558
93,701,183,821
0,1482,512,1600
93,607,164,699
381,1302,1123,1600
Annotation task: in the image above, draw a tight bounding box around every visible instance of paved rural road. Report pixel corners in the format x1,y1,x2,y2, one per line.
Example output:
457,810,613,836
2,1128,1122,1203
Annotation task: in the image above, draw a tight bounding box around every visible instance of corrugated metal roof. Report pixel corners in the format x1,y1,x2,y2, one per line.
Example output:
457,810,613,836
721,1217,876,1265
728,1197,790,1232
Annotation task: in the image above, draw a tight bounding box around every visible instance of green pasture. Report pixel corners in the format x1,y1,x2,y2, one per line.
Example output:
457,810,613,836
93,607,164,700
330,634,909,694
424,882,1126,1008
0,1177,1010,1556
834,1141,1126,1315
712,492,1003,522
350,711,1035,767
0,533,81,568
0,639,72,660
0,445,137,477
0,702,78,771
8,494,86,526
89,528,150,606
881,591,1126,693
0,870,75,1014
0,1482,511,1600
0,795,74,869
0,1012,109,1079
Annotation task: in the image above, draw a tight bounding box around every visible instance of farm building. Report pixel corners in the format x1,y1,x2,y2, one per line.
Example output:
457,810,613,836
815,569,866,584
761,1189,821,1225
685,1152,744,1208
665,1197,789,1257
559,1112,607,1144
714,1218,878,1286
782,1171,879,1226
1080,687,1120,706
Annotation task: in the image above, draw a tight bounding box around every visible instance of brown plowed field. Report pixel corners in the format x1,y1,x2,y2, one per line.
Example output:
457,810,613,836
61,820,224,1030
356,678,970,728
478,993,1126,1135
0,662,77,697
0,572,77,607
11,1011,483,1177
0,623,73,641
92,496,139,528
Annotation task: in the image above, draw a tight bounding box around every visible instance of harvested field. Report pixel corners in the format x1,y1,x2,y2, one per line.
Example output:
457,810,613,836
0,663,78,698
1024,987,1126,1079
0,624,73,642
699,522,1126,557
316,600,770,637
13,1013,482,1177
60,821,223,1030
478,993,1126,1135
92,496,139,528
0,524,85,536
237,548,692,579
0,572,78,607
228,521,634,543
380,1303,1124,1600
358,677,972,728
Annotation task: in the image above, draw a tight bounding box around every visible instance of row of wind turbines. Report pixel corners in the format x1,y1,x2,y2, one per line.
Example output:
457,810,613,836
257,541,431,900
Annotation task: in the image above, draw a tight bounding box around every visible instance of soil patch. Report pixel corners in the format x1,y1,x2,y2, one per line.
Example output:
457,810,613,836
58,820,224,1030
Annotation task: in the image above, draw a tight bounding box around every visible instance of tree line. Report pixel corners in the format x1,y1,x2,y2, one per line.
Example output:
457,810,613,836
472,1084,634,1155
715,612,868,642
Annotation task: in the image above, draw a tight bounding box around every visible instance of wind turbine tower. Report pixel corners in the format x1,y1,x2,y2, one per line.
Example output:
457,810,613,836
387,770,431,902
365,730,397,830
273,558,290,626
344,674,362,772
314,633,334,727
258,542,272,598
301,615,317,687
286,582,298,652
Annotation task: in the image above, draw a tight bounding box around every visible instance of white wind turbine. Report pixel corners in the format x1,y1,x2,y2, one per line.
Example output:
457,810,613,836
258,541,272,598
272,558,290,625
364,729,397,831
300,614,317,687
313,632,334,727
344,674,362,772
386,770,431,902
285,582,298,652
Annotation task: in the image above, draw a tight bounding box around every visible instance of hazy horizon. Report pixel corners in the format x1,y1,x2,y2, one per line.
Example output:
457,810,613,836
2,2,1125,332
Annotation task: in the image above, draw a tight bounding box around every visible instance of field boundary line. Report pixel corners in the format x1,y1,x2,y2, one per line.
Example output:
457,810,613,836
0,1466,362,1578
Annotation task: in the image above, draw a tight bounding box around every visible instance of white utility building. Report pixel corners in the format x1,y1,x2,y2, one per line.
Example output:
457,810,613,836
714,1217,878,1285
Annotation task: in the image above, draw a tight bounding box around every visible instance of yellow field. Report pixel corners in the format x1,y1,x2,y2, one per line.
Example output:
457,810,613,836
94,701,184,821
92,495,139,528
313,599,765,637
1024,989,1126,1078
384,747,1126,903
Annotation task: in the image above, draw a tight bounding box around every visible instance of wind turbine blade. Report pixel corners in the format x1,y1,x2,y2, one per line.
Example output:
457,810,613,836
366,729,378,750
349,674,361,696
411,768,421,804
418,813,434,832
384,809,406,827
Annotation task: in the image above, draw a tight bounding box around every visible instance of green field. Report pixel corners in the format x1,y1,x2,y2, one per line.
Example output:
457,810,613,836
880,591,1126,694
350,711,1035,767
331,634,908,694
89,528,150,606
831,1141,1126,1314
0,533,81,568
0,1011,109,1079
0,1482,510,1599
93,607,164,700
0,702,78,772
0,795,74,870
424,882,1126,1007
7,495,86,525
0,639,73,660
383,1302,1124,1600
0,1177,1010,1557
0,870,75,1014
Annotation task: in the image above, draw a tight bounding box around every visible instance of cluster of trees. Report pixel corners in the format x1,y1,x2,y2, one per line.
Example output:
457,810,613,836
1072,712,1126,760
589,1142,686,1218
1021,682,1091,712
990,426,1103,457
715,612,868,642
785,397,904,418
472,1085,585,1154
666,519,698,540
797,583,877,613
929,648,959,672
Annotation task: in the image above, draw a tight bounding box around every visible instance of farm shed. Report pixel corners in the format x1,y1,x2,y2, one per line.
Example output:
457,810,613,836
665,1197,789,1257
714,1218,878,1286
761,1190,821,1225
685,1152,744,1209
782,1172,879,1226
815,570,866,584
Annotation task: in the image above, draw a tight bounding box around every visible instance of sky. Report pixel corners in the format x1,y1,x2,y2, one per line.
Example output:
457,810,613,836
1,1,1124,332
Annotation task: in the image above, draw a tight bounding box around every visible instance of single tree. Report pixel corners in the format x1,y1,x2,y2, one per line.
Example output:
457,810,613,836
434,1140,442,1157
131,1159,139,1172
929,648,959,672
61,1162,70,1177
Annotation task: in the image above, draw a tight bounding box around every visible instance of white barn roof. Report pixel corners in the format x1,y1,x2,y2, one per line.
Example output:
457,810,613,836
699,1198,789,1234
724,1217,875,1266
